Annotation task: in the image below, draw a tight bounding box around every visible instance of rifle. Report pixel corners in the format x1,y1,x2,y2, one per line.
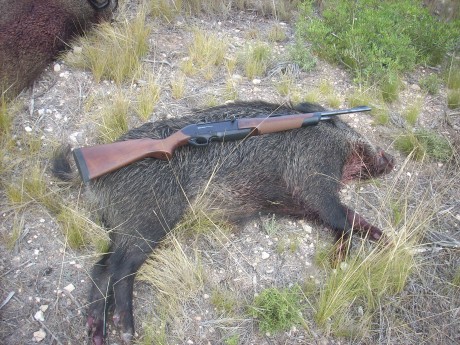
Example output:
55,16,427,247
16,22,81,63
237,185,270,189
73,106,371,182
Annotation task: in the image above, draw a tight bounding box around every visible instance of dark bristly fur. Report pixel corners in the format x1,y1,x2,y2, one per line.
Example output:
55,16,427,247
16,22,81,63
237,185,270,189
52,101,395,345
0,0,117,100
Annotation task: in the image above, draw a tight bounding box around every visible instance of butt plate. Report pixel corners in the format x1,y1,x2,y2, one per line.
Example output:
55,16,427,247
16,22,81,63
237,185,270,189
72,148,91,183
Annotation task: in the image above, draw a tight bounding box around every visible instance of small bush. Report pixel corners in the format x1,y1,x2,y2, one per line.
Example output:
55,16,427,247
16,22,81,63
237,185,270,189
248,286,303,334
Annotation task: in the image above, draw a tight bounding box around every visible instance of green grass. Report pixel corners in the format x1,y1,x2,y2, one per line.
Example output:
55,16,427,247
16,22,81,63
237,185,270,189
394,129,453,162
267,24,287,42
211,288,238,314
446,63,460,90
262,214,279,236
297,0,459,96
224,334,240,345
170,74,186,99
404,102,422,127
183,29,228,80
97,92,130,143
248,285,305,334
447,89,460,109
419,74,441,95
288,39,317,72
241,43,272,79
135,75,161,121
66,11,150,84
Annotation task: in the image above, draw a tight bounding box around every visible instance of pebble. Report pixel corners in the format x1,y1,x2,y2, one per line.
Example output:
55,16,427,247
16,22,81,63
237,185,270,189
25,126,32,132
261,252,270,259
53,64,61,72
64,283,75,293
32,329,46,342
34,310,45,322
252,78,261,84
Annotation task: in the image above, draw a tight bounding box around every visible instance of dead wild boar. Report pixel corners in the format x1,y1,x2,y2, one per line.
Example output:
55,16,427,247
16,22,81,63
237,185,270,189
0,0,117,100
52,101,395,344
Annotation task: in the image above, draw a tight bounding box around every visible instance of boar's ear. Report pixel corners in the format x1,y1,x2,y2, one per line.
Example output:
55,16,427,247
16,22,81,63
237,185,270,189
292,102,326,113
87,0,113,10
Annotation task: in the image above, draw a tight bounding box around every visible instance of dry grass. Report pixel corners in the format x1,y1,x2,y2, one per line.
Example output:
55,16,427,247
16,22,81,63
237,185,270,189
65,10,150,84
96,91,131,143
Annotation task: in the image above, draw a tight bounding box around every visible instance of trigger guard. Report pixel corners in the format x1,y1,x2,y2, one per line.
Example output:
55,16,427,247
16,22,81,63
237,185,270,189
188,137,210,146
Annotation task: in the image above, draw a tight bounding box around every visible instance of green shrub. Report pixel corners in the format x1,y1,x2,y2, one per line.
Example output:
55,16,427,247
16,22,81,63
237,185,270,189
248,286,303,334
297,0,459,93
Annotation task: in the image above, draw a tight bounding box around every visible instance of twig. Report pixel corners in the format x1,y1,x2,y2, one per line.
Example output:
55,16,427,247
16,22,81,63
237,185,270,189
0,258,32,278
0,291,15,310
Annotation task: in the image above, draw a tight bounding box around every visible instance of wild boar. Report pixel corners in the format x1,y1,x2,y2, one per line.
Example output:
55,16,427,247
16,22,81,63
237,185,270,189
53,101,395,344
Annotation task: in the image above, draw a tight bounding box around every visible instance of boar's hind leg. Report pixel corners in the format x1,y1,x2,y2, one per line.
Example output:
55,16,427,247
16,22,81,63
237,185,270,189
110,243,153,344
87,252,114,345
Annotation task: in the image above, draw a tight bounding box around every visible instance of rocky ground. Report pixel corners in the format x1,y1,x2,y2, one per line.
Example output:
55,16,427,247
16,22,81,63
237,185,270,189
1,2,459,345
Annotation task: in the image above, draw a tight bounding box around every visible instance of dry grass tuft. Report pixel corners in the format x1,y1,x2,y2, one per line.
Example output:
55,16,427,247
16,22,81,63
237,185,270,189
66,10,150,84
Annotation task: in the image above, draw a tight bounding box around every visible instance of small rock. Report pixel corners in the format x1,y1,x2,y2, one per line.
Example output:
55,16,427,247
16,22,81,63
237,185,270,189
64,283,75,293
73,46,82,54
252,78,261,84
53,64,61,72
302,223,312,233
261,252,270,259
34,310,45,322
357,305,364,316
410,84,421,91
40,305,48,312
25,126,32,132
203,294,210,299
32,329,46,342
340,262,348,271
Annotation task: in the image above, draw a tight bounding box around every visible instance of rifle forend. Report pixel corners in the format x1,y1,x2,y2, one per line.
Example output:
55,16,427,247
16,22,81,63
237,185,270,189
73,106,371,182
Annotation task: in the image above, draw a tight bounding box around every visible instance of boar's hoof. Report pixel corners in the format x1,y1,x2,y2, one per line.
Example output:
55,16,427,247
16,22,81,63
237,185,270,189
87,316,104,345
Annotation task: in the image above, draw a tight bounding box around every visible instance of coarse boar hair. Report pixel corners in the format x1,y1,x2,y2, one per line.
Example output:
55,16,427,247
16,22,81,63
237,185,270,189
0,0,117,100
53,101,395,344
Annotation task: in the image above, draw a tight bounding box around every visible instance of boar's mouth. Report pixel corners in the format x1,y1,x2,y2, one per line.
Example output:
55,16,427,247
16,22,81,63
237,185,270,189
342,147,395,183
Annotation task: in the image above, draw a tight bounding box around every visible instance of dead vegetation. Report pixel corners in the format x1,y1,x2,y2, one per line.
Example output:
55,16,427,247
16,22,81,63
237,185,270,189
0,0,459,344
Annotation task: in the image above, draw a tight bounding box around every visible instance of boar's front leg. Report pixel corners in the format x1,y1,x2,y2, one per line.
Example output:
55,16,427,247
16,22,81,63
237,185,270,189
343,206,382,241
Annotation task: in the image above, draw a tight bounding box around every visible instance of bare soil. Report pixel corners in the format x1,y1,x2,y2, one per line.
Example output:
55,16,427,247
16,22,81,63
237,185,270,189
1,4,459,345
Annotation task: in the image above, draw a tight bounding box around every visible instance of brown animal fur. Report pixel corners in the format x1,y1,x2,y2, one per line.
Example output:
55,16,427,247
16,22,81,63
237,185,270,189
0,0,116,100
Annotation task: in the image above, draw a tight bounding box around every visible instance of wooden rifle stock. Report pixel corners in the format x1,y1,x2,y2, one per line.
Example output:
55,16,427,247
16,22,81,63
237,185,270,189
73,131,191,183
73,105,371,182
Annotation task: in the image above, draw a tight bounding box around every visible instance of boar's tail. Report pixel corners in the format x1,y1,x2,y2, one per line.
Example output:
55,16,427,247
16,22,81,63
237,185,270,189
51,145,79,182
